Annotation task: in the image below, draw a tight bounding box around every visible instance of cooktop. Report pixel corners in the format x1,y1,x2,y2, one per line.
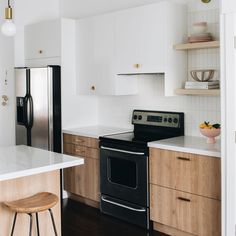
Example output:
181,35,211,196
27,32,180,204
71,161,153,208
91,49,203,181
99,110,185,148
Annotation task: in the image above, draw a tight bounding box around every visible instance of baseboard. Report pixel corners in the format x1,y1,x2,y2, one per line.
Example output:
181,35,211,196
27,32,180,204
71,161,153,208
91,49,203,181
153,222,195,236
68,193,100,209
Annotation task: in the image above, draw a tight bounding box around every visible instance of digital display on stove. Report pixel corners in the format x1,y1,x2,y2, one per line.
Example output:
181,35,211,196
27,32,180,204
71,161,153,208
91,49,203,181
147,115,163,123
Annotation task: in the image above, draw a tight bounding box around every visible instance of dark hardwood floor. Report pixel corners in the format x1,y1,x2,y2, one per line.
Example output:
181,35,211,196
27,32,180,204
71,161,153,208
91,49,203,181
62,199,167,236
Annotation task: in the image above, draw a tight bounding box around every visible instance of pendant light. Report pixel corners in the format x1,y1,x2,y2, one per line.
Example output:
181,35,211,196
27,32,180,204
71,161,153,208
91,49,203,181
1,0,16,37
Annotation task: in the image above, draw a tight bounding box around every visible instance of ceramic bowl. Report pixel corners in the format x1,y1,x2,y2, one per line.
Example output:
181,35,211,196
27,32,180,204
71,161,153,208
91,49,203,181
200,128,221,144
192,22,208,35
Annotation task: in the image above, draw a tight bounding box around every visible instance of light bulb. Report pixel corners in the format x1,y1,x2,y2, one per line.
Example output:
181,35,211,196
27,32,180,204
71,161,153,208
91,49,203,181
1,19,16,37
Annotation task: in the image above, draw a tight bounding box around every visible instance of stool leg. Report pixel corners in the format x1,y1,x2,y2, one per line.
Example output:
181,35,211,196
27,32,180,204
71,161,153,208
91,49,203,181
36,212,40,236
48,209,58,236
28,213,33,236
10,213,17,236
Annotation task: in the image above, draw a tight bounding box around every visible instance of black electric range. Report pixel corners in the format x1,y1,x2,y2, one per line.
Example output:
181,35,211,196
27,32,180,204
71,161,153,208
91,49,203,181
99,110,184,229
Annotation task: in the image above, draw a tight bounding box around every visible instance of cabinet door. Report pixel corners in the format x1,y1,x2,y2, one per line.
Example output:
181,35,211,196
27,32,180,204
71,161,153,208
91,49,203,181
76,14,115,95
150,148,221,200
221,0,236,13
150,185,221,236
115,4,165,74
64,157,100,201
25,19,61,60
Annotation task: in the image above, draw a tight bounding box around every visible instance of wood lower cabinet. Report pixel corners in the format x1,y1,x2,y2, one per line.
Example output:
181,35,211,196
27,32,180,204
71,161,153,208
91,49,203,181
150,148,221,236
150,148,221,200
151,185,221,236
63,134,100,207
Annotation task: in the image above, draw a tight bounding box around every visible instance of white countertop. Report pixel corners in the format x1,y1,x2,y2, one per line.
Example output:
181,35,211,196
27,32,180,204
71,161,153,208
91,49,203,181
0,145,84,181
148,136,221,158
63,125,132,138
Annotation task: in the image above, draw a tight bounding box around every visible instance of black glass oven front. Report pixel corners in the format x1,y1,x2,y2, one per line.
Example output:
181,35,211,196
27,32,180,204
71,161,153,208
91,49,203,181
100,146,148,206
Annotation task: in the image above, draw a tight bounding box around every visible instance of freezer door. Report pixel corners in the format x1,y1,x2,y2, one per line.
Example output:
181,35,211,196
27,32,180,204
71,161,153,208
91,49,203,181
15,68,28,145
30,67,53,150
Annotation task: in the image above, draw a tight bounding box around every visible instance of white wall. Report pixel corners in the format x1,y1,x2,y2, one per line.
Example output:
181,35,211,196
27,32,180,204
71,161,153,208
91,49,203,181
98,76,221,136
0,1,15,146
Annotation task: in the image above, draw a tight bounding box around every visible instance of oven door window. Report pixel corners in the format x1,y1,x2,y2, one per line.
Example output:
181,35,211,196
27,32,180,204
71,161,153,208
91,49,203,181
108,156,137,189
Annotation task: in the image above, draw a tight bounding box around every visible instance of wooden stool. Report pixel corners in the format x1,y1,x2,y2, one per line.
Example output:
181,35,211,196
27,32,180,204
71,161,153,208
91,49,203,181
3,192,59,236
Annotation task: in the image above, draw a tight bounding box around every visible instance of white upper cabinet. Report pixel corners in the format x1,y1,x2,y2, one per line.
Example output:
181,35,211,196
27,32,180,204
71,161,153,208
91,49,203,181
76,13,138,95
25,19,61,60
221,0,236,14
24,18,76,68
115,4,165,74
76,1,187,96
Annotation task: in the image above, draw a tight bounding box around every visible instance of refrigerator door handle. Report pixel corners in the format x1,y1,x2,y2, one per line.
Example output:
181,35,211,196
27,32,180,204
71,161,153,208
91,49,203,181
26,95,33,129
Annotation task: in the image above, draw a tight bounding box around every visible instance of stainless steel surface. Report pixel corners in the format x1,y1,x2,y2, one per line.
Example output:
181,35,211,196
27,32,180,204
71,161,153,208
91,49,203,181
101,196,146,212
16,126,27,145
15,69,27,97
47,67,54,151
132,110,180,128
15,68,27,145
30,68,50,150
100,146,145,156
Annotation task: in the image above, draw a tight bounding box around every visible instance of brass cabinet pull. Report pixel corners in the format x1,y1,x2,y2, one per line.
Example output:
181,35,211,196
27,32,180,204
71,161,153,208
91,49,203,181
177,157,190,161
178,197,191,202
134,64,140,69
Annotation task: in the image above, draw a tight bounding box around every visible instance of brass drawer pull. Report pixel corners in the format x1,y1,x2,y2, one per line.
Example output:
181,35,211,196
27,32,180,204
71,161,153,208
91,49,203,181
177,157,190,161
178,197,191,202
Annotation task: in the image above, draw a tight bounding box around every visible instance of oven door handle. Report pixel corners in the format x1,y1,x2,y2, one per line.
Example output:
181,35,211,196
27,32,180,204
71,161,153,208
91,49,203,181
100,146,145,156
101,196,146,212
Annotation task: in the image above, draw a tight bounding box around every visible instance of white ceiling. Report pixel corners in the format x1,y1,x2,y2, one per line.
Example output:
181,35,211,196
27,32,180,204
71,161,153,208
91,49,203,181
60,0,190,18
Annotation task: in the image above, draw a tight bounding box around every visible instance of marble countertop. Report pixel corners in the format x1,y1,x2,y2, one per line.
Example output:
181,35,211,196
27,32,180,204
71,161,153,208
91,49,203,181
148,136,221,158
63,125,132,138
0,145,84,181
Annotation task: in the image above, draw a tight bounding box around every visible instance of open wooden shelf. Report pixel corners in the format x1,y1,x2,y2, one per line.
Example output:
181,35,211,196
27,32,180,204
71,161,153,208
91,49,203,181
175,88,220,96
173,40,220,50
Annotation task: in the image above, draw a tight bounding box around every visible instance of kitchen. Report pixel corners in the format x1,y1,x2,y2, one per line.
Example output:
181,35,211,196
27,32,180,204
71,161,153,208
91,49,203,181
0,0,234,235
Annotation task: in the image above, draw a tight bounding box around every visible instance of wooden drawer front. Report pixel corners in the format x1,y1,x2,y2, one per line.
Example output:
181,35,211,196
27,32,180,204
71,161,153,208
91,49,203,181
150,185,221,236
63,133,99,148
63,143,99,159
150,148,221,200
64,157,100,202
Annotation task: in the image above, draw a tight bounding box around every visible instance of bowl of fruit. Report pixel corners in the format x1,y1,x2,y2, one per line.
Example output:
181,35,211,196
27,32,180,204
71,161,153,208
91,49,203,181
199,122,221,144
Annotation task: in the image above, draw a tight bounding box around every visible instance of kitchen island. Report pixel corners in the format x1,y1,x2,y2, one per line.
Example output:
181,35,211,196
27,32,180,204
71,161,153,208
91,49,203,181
0,145,83,236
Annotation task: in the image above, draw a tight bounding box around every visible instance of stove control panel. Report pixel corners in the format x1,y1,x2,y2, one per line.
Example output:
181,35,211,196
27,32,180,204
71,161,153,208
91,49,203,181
132,110,183,128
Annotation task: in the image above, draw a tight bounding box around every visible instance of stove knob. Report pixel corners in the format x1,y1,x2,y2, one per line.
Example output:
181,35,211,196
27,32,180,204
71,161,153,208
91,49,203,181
133,115,138,120
173,118,178,124
164,118,168,122
138,115,142,120
168,118,173,123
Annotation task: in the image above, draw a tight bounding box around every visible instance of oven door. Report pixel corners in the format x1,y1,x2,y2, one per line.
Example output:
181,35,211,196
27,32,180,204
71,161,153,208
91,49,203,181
100,146,148,206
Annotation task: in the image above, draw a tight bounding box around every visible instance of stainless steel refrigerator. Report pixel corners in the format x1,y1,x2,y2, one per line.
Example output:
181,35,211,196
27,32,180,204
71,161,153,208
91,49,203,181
15,66,61,153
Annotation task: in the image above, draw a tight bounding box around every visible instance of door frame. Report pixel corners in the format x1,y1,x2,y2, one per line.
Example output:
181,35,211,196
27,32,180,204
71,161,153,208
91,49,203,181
220,3,236,235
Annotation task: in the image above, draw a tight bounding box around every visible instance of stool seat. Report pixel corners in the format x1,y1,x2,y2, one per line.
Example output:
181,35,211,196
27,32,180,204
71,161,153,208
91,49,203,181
4,192,59,214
